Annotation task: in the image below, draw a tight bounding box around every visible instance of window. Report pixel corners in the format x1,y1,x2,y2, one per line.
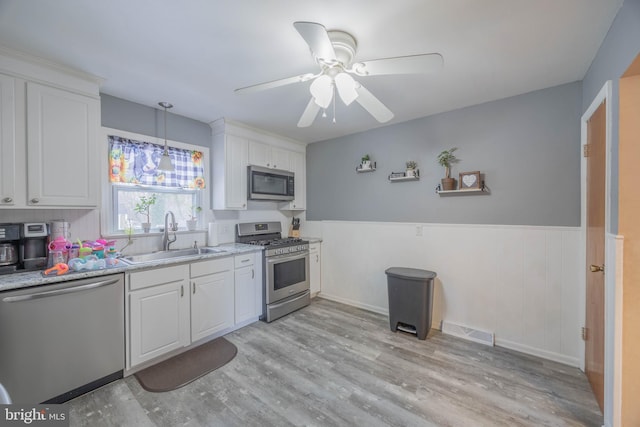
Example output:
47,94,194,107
104,131,209,235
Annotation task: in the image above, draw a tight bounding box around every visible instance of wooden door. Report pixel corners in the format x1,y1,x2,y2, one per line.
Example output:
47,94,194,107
585,101,606,412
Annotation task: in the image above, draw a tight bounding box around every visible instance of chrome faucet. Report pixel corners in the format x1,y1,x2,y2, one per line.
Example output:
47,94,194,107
162,211,177,251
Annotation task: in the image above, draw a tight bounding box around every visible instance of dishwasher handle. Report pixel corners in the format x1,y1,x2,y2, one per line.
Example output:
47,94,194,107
3,278,120,303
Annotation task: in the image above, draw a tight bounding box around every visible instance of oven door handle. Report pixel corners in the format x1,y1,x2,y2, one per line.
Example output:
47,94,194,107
266,252,308,264
2,278,119,302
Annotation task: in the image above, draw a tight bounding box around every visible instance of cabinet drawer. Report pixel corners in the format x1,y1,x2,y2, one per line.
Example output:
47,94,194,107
190,256,233,278
234,253,255,269
129,264,189,291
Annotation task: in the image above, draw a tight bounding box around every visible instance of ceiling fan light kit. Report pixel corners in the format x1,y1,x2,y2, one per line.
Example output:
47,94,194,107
235,21,443,128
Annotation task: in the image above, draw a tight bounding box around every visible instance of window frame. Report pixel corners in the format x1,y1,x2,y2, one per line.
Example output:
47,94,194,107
101,127,210,237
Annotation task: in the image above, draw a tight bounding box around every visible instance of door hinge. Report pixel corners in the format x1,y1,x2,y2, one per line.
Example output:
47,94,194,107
583,144,591,158
581,327,588,341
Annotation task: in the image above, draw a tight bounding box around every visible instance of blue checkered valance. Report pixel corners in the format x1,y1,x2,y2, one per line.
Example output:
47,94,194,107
108,136,205,189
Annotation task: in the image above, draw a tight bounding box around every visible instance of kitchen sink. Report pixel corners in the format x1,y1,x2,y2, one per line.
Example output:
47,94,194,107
120,247,227,264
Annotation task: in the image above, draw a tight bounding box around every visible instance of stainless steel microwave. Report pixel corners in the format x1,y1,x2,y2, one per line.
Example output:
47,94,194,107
248,165,295,201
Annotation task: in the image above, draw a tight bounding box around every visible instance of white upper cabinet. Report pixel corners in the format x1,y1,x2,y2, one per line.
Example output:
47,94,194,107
0,48,101,209
26,82,99,207
249,140,290,170
0,74,19,207
212,132,248,210
210,119,306,211
280,151,306,211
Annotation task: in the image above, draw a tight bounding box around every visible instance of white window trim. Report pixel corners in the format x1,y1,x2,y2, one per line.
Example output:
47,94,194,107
100,127,210,238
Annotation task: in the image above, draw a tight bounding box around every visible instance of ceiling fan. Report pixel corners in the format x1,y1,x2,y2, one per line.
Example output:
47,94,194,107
235,21,444,127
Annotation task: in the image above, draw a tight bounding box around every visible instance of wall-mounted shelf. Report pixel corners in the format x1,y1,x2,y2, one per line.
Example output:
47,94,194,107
436,183,489,195
389,170,420,182
356,162,376,173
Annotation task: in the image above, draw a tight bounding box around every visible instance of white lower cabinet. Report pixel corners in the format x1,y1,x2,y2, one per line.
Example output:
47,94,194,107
310,242,321,297
234,253,261,324
190,258,234,341
127,253,261,370
128,265,190,367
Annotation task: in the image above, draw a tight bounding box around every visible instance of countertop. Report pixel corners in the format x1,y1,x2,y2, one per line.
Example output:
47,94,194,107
0,243,262,293
303,236,323,243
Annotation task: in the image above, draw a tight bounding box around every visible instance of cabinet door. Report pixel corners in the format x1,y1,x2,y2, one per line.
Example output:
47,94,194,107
248,140,271,168
270,146,290,170
282,151,306,210
310,243,321,296
129,280,190,367
0,74,17,207
26,82,99,207
235,265,257,324
225,134,248,209
191,270,234,342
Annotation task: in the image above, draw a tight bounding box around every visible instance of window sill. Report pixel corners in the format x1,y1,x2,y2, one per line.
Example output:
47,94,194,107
102,229,207,239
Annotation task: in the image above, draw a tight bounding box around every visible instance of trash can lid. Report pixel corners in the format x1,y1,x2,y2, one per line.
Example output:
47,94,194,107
385,267,437,280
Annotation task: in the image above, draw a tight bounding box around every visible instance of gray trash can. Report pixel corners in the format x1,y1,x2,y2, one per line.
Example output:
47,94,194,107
385,267,437,340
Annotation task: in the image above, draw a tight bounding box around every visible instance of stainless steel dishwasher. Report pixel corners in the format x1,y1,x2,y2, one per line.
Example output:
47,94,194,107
0,274,124,403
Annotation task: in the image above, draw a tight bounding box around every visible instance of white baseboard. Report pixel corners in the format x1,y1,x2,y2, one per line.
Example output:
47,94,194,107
495,337,580,367
318,293,389,316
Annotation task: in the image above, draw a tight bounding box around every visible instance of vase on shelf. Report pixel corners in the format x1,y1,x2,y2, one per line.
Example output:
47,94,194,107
441,178,456,191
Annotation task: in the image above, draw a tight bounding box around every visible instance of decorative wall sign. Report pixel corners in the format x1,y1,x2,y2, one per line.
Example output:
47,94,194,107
459,171,481,190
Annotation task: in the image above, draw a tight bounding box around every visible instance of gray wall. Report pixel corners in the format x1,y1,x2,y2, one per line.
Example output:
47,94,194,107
101,94,211,148
582,0,640,234
307,82,582,226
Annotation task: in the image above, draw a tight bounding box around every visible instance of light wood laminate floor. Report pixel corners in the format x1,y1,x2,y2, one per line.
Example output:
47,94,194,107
69,298,602,426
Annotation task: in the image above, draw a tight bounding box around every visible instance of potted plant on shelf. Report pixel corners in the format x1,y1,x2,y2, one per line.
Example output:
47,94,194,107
186,206,201,231
361,154,371,170
437,147,458,190
134,193,157,233
406,160,417,177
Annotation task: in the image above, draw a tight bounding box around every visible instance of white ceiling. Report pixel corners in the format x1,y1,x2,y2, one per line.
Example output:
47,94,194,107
0,0,622,143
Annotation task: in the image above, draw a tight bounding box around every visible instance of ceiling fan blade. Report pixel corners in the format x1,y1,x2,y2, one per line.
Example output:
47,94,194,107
355,83,394,123
235,73,315,95
310,75,333,109
351,53,443,76
293,21,337,63
298,98,321,127
334,72,358,106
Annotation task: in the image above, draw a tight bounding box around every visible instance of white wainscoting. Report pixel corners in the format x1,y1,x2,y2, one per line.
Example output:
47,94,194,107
309,220,581,367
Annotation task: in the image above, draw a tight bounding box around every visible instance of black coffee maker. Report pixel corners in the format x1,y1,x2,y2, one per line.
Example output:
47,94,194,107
0,224,20,274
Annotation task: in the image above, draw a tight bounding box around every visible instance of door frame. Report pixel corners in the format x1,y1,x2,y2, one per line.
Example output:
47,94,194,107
580,80,617,426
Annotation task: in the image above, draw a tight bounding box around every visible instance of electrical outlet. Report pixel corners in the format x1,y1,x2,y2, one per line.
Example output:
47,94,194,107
416,226,423,237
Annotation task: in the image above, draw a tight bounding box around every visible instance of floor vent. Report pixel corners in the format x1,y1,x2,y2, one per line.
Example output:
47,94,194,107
441,321,495,347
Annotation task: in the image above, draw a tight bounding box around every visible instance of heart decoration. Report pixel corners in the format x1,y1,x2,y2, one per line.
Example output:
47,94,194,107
462,174,477,188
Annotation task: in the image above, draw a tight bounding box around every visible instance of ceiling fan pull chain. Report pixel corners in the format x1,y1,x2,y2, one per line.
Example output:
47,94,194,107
332,83,337,123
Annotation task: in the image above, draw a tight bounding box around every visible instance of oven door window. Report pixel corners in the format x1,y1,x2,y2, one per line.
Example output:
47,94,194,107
273,257,306,290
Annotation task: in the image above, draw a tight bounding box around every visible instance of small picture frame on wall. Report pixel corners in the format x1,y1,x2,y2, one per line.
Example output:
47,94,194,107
459,171,481,190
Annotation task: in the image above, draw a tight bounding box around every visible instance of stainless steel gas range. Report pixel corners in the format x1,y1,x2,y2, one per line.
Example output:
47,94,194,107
236,222,310,322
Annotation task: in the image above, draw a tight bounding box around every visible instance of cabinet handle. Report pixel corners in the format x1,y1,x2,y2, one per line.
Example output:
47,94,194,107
181,285,184,297
30,198,39,204
252,269,254,279
316,254,319,262
241,259,250,263
267,163,270,167
192,282,196,294
273,164,277,168
2,197,12,203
